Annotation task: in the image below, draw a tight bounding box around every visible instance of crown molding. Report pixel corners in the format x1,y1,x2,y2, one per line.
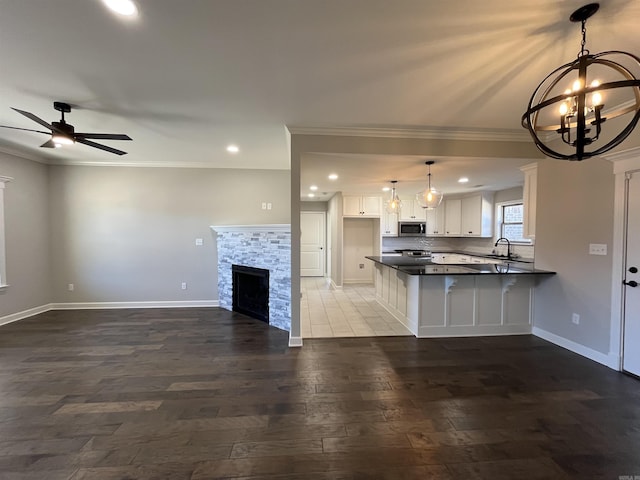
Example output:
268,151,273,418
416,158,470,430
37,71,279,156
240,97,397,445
0,145,50,164
286,125,532,142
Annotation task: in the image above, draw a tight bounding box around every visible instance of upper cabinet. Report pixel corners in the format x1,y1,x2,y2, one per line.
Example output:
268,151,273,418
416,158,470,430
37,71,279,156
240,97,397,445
398,195,426,221
343,195,382,217
520,163,537,240
444,199,462,235
425,203,445,235
443,193,494,237
382,211,398,236
460,193,494,237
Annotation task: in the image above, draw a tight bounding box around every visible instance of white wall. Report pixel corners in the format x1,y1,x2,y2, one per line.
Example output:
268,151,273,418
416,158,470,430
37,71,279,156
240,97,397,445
534,157,614,355
0,153,51,318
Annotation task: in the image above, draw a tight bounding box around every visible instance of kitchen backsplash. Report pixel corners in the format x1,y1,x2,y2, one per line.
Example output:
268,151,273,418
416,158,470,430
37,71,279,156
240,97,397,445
382,236,534,261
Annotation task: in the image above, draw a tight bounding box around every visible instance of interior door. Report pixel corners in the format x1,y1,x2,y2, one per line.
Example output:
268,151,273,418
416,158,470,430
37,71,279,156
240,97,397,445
623,171,640,377
301,212,325,277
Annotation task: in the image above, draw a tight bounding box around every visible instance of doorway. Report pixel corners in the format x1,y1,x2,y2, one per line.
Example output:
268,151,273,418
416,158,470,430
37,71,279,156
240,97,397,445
301,211,326,277
623,170,640,377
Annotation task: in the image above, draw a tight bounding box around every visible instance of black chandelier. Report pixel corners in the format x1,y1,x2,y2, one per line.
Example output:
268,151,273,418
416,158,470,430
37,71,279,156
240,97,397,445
522,3,640,161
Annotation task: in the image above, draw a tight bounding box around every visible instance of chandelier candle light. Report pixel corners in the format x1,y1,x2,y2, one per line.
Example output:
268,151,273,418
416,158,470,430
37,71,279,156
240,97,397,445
522,3,640,160
416,161,444,209
385,180,402,214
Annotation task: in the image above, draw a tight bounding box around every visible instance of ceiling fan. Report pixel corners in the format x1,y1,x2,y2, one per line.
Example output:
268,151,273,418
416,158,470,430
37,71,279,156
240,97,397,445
0,101,132,156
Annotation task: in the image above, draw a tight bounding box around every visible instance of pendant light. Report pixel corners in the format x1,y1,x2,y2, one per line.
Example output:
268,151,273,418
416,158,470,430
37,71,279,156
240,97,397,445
522,3,640,161
416,161,443,209
385,180,402,214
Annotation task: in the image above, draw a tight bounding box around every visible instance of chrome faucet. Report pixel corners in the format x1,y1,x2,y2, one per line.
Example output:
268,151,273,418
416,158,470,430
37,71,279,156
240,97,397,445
494,237,512,260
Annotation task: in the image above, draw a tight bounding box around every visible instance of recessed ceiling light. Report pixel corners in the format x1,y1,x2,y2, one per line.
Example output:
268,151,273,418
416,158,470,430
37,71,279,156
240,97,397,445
226,145,239,154
308,193,315,198
382,187,390,192
458,177,469,183
328,173,338,180
102,0,138,16
310,185,318,191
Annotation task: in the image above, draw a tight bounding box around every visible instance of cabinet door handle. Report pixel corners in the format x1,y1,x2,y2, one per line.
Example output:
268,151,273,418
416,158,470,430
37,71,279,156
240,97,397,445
624,280,638,288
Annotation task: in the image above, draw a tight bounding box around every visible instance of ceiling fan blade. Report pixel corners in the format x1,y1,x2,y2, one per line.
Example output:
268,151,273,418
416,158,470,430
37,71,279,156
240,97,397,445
40,139,57,148
0,125,50,135
11,107,54,130
76,138,128,156
74,133,132,141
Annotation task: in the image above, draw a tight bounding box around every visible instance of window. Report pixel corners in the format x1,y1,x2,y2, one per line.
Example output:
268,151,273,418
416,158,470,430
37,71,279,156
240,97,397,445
495,200,531,244
0,176,11,288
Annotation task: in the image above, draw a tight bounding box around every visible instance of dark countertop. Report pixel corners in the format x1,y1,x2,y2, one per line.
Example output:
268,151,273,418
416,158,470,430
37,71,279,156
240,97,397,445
381,250,535,264
366,255,555,276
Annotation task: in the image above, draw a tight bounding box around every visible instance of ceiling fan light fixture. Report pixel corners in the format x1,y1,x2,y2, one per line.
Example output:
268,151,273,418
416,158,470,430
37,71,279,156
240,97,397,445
522,3,640,160
416,161,444,209
51,133,74,146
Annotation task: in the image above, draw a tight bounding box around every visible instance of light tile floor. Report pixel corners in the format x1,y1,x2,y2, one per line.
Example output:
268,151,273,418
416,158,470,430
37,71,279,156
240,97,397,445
300,277,413,338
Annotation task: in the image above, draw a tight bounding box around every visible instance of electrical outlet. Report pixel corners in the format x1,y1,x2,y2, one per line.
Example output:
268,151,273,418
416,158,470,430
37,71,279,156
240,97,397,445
181,282,187,290
589,243,607,255
195,238,203,246
67,283,74,292
261,202,267,210
359,263,365,269
267,203,272,210
572,313,580,325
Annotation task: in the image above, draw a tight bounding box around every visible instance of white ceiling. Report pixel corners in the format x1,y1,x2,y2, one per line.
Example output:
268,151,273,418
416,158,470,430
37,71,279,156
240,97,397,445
1,0,639,194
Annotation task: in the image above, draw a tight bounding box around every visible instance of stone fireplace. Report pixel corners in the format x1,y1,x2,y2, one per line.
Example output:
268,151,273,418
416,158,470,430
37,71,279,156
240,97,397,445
211,225,291,332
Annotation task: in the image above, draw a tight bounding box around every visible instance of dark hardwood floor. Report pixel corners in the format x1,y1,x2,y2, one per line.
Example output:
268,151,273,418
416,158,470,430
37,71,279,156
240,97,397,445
0,308,639,479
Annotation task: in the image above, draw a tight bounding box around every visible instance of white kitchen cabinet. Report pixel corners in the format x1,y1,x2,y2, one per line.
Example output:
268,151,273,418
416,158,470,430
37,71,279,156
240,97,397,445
343,195,382,217
382,211,398,236
460,192,494,237
444,199,462,235
398,196,426,221
425,203,445,235
520,163,537,240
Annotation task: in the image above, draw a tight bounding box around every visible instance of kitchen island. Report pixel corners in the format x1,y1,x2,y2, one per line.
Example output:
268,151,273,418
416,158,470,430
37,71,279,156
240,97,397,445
366,255,555,338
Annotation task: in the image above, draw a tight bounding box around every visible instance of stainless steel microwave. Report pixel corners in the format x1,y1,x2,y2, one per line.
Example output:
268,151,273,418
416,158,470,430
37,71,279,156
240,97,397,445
398,221,426,236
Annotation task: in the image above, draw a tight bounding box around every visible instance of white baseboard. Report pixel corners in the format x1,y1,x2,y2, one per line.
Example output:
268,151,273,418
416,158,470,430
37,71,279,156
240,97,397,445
0,304,52,327
288,336,303,347
532,327,620,370
1,301,220,327
50,300,219,310
329,279,342,290
418,324,532,338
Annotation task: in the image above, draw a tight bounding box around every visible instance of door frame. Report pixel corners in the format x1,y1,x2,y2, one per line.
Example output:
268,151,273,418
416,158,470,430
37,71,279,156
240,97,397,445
607,147,640,371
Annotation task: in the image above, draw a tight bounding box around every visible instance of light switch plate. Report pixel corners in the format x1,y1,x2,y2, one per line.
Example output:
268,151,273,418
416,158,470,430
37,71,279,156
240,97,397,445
195,238,203,246
589,243,607,255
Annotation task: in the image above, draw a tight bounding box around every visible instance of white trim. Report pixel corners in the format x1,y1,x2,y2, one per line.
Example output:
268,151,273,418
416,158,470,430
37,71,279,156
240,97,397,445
532,327,620,370
210,224,290,233
0,176,12,288
288,336,303,347
0,304,52,327
286,125,532,143
605,149,640,373
50,300,219,310
418,325,531,338
329,279,342,290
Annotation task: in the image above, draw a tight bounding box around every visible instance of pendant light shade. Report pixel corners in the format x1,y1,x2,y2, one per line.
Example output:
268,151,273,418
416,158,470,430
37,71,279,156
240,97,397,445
385,180,402,214
416,161,443,209
522,3,640,161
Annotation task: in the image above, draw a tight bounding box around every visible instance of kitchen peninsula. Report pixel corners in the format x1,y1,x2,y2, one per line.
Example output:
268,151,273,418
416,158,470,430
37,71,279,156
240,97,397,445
366,255,554,338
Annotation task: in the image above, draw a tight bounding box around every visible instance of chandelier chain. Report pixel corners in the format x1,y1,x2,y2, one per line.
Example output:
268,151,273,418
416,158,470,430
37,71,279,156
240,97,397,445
579,19,588,57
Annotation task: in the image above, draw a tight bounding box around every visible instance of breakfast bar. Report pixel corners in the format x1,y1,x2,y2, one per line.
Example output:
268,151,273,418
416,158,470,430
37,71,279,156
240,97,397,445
366,255,555,338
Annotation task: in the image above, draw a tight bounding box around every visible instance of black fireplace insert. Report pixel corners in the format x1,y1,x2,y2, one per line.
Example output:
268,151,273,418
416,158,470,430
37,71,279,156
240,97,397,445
232,264,269,323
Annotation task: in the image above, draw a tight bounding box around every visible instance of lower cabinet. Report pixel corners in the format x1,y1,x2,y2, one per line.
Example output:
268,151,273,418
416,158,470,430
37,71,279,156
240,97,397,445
373,263,535,337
